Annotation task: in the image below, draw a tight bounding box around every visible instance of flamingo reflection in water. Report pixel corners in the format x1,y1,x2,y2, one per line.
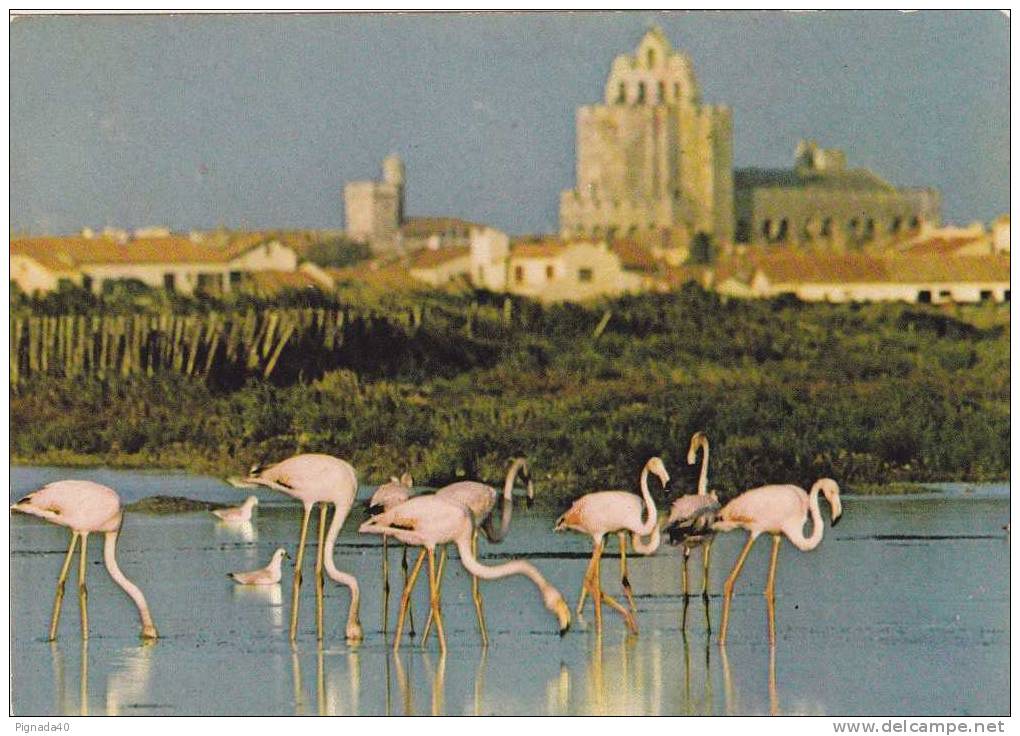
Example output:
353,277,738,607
718,642,781,716
392,650,448,716
105,643,156,715
49,639,156,716
290,643,361,716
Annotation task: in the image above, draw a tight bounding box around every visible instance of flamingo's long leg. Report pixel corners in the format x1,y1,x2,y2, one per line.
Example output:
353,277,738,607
426,547,447,654
702,539,713,600
719,532,758,646
314,504,328,641
764,534,782,645
49,532,79,641
576,554,594,619
401,545,415,637
618,532,636,615
78,533,89,640
592,540,604,634
381,535,390,634
703,585,713,635
681,547,691,598
392,548,425,652
421,544,448,643
289,504,314,641
471,532,488,646
600,590,638,634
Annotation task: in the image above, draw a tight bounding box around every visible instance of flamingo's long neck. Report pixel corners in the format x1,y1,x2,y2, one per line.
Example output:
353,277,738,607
637,465,658,536
697,442,709,496
322,500,361,633
103,530,157,638
631,523,661,555
455,534,550,592
491,459,528,543
786,487,825,552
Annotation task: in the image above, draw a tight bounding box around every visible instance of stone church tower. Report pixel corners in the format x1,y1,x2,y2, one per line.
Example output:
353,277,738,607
559,27,733,249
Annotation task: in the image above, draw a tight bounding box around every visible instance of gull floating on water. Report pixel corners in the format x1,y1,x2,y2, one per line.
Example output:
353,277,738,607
213,495,259,523
229,548,289,585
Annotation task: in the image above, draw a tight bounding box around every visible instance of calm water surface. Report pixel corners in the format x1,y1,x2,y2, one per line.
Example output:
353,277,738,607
10,468,1009,715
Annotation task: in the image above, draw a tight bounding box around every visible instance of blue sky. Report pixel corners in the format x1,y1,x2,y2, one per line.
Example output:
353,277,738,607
9,11,1009,236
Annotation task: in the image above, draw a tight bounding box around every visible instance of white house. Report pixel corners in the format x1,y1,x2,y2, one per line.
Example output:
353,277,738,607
11,234,302,296
715,252,1010,304
407,246,472,286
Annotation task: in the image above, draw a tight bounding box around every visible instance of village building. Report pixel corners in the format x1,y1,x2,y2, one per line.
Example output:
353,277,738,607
343,154,405,255
407,246,472,287
992,215,1010,253
343,155,490,256
733,140,940,251
407,226,652,302
714,251,1009,304
400,217,479,253
894,220,1010,257
243,263,335,298
559,27,733,250
10,233,308,296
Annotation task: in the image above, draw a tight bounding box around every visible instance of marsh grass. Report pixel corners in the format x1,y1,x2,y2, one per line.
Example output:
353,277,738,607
10,285,1009,502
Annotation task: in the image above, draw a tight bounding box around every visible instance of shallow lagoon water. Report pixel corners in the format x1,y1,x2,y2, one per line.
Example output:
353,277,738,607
10,468,1009,715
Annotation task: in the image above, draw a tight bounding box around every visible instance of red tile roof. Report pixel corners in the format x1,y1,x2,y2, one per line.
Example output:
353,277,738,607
245,270,326,295
401,217,479,238
510,240,568,258
609,239,658,272
408,246,471,269
897,236,990,257
11,234,271,268
742,252,1010,285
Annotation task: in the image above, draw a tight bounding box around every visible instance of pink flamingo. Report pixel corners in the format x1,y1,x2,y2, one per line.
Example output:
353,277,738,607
422,458,534,645
11,480,158,641
664,432,721,600
554,457,670,634
243,453,362,642
359,494,570,653
366,473,416,634
714,479,842,645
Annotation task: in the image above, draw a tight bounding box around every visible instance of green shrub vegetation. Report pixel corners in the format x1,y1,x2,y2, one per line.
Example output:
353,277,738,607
10,285,1009,502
